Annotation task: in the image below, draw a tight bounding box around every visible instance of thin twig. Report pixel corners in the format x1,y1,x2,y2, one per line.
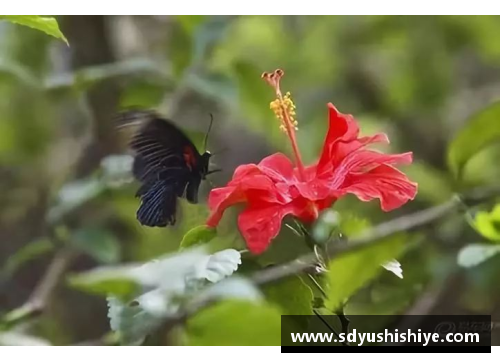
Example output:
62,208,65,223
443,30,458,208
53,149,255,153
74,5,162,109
307,274,349,346
335,307,351,344
307,274,328,299
28,249,75,309
1,249,76,328
313,310,343,342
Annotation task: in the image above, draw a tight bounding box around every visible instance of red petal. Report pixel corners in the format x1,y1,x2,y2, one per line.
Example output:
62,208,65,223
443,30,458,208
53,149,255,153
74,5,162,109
207,186,245,227
340,164,418,211
258,153,295,183
237,198,321,254
229,164,261,184
206,102,417,253
328,151,413,189
317,103,391,175
333,132,390,167
206,163,290,228
293,177,333,201
237,203,286,254
230,163,289,198
317,103,358,171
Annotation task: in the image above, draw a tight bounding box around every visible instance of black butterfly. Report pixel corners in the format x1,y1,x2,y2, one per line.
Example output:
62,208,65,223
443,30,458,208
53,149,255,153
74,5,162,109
118,110,215,227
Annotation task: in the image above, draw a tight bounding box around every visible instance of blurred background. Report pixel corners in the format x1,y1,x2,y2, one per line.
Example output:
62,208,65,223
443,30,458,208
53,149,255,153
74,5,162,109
1,15,500,345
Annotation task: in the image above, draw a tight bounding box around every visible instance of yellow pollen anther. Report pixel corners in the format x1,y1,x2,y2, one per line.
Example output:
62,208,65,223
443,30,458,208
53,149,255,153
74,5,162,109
262,68,306,180
262,70,299,134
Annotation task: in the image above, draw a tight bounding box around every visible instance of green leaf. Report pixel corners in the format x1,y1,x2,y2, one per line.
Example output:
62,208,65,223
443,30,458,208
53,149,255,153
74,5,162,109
1,305,40,330
69,247,240,299
68,271,139,300
191,277,262,305
191,17,230,64
338,214,372,237
0,332,50,346
185,300,281,346
262,275,314,315
177,15,207,35
104,253,244,345
199,249,241,283
2,239,54,277
447,101,500,178
0,59,38,89
71,228,121,264
67,250,193,299
107,297,161,346
262,275,314,337
0,16,68,45
313,211,372,244
469,204,500,243
457,243,500,268
179,225,217,250
169,18,199,77
325,235,406,311
46,59,166,93
119,81,166,109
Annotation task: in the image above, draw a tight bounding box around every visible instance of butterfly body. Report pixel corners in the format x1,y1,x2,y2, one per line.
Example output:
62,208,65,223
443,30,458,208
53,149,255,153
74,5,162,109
120,111,211,227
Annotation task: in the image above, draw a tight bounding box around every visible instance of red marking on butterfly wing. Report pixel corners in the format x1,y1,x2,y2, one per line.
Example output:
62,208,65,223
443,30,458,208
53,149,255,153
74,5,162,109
183,145,197,171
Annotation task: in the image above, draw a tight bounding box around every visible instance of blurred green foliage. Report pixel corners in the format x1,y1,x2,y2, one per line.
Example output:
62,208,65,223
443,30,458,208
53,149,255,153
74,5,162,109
1,15,500,346
184,300,282,346
0,16,68,45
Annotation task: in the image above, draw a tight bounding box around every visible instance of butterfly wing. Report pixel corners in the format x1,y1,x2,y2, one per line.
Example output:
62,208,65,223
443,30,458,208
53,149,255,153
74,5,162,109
119,110,205,226
129,115,200,182
185,176,202,204
136,179,177,226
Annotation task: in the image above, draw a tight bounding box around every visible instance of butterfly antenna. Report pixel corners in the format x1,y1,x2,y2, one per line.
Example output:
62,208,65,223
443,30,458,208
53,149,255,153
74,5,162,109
203,113,214,152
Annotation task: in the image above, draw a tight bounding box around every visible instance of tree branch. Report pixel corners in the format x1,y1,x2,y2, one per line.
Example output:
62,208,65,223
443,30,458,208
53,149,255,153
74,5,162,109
26,249,76,312
251,187,499,285
61,15,121,177
252,197,460,285
1,249,76,328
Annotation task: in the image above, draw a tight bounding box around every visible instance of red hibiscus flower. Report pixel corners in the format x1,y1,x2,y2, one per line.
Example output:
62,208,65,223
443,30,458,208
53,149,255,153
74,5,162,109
207,69,417,254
